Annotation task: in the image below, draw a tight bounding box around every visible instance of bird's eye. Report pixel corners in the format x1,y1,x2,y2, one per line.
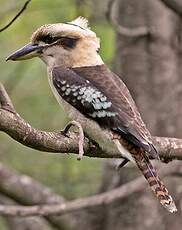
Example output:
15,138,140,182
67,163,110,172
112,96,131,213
41,34,59,44
60,37,79,49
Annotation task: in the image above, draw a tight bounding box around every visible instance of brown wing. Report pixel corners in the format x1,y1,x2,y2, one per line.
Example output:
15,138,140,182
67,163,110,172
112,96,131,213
72,65,158,158
52,65,158,158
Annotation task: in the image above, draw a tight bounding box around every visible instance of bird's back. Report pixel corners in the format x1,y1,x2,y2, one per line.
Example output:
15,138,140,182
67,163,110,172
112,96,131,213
72,64,157,158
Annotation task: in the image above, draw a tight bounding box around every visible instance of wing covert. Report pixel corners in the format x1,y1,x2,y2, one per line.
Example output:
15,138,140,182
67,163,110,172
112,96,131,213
52,67,118,126
51,66,158,158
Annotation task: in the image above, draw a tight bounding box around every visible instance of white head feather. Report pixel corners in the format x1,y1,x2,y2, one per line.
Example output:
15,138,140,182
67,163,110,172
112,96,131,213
31,17,103,68
32,17,97,41
70,16,90,29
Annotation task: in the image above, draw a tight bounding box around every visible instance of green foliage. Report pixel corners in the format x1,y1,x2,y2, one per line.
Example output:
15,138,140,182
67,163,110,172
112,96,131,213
0,0,115,219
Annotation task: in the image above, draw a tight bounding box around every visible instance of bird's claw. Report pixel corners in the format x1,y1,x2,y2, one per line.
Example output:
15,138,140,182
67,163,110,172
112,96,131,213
60,123,73,137
117,158,129,170
61,121,85,160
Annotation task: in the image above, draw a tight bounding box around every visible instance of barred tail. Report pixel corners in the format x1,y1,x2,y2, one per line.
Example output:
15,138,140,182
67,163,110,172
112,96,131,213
134,151,177,213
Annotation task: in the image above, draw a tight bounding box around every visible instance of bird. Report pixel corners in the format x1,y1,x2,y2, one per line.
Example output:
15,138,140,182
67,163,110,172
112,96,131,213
6,16,177,213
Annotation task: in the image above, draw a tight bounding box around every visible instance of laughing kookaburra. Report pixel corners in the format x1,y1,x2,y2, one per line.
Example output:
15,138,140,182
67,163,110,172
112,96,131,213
7,17,177,213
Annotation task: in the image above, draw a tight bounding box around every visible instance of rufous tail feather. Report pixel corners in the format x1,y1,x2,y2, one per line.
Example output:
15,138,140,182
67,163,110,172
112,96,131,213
134,151,177,213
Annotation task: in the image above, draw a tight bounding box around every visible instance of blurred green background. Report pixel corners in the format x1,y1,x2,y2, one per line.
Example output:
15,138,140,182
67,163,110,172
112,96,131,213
0,0,115,216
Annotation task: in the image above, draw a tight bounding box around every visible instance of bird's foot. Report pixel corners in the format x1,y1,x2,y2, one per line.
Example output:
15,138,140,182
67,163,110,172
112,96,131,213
117,158,129,170
60,123,73,137
61,121,84,161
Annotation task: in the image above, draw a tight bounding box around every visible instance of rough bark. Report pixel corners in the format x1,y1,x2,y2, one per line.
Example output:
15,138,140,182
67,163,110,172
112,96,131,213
0,83,182,161
98,0,182,229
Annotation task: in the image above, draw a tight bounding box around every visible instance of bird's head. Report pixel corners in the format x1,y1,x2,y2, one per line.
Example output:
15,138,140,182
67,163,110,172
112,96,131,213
6,17,103,68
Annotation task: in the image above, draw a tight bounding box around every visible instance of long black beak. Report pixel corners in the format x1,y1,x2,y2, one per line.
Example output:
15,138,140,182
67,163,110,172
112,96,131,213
6,43,44,61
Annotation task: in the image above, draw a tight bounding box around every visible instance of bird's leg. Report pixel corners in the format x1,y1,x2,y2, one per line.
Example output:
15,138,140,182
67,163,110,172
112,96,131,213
117,158,129,170
61,120,85,161
112,133,130,169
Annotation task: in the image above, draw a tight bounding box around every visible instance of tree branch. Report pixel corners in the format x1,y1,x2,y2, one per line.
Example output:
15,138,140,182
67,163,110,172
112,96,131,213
0,83,181,217
0,83,15,113
0,163,75,229
0,194,52,230
0,162,179,217
0,0,32,33
0,83,182,161
106,0,149,37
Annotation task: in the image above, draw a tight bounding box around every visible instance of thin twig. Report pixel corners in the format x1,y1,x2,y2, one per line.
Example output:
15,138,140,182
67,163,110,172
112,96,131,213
0,163,179,217
0,83,15,113
0,0,32,33
0,194,52,230
0,163,73,229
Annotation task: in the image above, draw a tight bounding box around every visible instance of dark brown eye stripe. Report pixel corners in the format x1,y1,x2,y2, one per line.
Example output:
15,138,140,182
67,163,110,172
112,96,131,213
36,33,79,49
40,34,59,44
60,37,78,49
